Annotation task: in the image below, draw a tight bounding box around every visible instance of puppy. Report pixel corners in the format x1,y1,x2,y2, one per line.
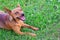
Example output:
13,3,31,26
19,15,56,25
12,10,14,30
0,4,39,36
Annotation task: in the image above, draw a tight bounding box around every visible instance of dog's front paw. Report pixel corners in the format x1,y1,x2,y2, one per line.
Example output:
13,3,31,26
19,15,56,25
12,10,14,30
29,33,36,37
20,32,24,35
33,27,39,31
31,33,36,37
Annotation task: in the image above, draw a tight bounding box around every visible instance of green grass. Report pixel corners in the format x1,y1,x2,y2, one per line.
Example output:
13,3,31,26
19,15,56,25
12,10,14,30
0,0,60,40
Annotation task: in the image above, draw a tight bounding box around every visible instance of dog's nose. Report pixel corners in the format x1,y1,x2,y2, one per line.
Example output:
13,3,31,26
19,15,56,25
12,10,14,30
21,14,24,16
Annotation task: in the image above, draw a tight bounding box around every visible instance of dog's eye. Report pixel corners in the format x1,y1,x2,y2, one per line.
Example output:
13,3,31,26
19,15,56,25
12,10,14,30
15,12,19,14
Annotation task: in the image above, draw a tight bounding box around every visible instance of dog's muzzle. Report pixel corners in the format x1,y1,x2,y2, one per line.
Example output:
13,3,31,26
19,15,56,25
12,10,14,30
20,16,25,21
16,13,25,21
16,16,25,21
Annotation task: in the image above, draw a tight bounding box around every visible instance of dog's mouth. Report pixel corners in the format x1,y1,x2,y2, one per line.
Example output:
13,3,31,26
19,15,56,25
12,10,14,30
16,16,25,21
20,16,25,21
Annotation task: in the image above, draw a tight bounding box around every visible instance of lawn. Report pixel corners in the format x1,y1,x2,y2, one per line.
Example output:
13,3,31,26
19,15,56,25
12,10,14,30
0,0,60,40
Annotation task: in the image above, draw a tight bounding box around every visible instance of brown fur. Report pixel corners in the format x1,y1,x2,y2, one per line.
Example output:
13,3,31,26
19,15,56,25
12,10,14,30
2,4,39,36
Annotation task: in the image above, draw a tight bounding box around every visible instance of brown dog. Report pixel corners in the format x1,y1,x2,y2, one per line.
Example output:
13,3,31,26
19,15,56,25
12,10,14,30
0,4,39,36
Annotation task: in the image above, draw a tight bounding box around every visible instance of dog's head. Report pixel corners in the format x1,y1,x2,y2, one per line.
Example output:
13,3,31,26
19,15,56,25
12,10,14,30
4,4,25,21
12,4,25,21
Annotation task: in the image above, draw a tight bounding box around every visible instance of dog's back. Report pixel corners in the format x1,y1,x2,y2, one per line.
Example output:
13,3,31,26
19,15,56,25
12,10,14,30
0,11,12,29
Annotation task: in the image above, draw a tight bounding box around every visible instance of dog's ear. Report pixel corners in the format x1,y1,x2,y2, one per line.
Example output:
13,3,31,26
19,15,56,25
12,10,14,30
17,4,21,7
4,7,14,18
4,7,11,14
